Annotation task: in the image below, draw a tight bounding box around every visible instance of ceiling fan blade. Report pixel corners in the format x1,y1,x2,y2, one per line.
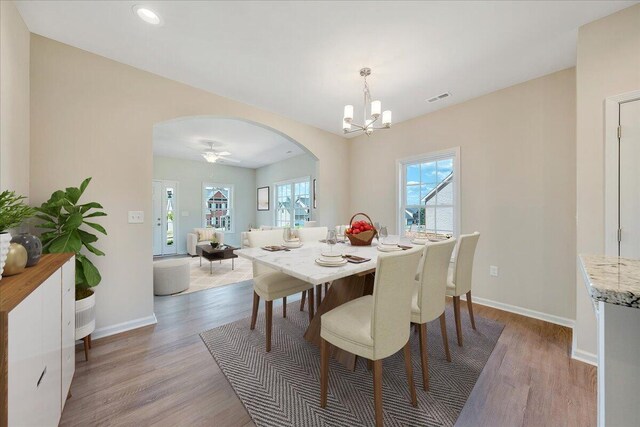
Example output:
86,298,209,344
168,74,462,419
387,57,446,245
217,151,231,156
218,157,241,163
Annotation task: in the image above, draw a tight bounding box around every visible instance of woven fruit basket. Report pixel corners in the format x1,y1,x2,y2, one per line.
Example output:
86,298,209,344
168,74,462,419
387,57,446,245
345,213,377,246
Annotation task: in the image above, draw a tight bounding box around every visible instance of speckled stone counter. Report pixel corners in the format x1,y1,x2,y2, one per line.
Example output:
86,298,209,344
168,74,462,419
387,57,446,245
579,255,640,309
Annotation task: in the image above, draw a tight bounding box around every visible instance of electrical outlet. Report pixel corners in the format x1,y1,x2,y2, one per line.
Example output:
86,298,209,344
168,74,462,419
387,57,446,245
489,266,499,277
128,211,144,224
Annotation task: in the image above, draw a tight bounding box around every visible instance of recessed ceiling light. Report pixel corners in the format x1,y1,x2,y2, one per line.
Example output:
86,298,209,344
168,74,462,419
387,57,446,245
133,5,162,25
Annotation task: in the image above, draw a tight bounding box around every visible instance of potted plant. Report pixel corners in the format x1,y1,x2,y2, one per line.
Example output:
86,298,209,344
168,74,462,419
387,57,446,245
0,190,35,280
35,178,107,350
210,233,220,248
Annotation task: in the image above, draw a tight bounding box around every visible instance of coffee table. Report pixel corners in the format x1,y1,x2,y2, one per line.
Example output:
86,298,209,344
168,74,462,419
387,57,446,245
196,244,239,274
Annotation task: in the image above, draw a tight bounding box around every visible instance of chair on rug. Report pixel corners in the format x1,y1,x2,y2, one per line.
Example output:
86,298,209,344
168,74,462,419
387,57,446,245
411,238,457,390
320,247,423,426
298,226,329,310
248,229,315,352
446,232,481,346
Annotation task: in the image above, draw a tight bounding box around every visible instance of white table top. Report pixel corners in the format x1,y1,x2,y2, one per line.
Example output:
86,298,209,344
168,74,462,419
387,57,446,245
237,241,396,285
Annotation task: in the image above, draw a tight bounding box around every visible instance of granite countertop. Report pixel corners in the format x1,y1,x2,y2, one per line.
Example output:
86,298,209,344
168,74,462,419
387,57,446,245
579,255,640,309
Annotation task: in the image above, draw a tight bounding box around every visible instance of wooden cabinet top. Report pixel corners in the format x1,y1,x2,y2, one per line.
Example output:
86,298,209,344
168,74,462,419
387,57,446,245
0,253,74,313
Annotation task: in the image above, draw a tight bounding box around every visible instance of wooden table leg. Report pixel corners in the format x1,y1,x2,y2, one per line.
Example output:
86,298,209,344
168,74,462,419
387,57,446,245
303,273,375,371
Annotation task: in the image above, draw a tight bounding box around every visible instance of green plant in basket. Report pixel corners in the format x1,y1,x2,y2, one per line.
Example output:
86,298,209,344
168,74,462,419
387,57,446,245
35,177,107,295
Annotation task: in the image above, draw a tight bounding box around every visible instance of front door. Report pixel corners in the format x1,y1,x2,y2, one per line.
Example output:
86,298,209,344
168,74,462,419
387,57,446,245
152,180,178,256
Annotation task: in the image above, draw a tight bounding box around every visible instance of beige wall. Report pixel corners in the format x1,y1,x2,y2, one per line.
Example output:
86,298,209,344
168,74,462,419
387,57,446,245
349,68,577,321
0,0,30,197
30,35,349,334
574,4,640,358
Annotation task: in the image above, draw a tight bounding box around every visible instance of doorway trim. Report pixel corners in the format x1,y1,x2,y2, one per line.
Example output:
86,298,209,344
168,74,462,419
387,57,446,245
604,90,640,256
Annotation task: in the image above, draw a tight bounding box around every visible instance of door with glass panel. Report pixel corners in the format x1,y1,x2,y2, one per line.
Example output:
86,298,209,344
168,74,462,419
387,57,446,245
152,179,178,256
275,178,311,227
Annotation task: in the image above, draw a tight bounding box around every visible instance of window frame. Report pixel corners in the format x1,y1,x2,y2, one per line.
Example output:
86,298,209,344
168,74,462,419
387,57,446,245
273,176,312,228
396,147,461,237
202,182,235,233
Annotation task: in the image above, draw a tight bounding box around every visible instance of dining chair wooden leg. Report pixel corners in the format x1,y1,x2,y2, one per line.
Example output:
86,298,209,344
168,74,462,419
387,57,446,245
466,291,476,330
300,290,306,311
320,338,329,408
308,287,315,321
87,334,92,349
373,360,384,426
453,296,463,346
265,300,273,352
316,284,322,309
83,336,90,362
403,340,418,407
250,291,260,330
282,296,287,318
418,323,429,391
439,312,452,362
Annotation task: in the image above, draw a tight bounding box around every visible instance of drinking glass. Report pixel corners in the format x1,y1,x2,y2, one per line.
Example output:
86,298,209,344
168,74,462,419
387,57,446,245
326,230,337,253
378,226,389,244
283,227,292,242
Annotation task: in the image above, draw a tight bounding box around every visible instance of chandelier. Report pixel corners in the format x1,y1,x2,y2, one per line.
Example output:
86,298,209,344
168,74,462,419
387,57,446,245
342,67,392,136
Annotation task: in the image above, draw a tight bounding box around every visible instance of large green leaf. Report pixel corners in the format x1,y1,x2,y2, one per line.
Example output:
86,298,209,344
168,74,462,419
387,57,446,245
80,256,101,287
85,221,107,235
35,221,58,230
84,242,105,257
79,177,92,196
77,229,98,244
83,211,107,218
79,202,104,214
65,186,82,204
48,229,82,253
62,212,83,231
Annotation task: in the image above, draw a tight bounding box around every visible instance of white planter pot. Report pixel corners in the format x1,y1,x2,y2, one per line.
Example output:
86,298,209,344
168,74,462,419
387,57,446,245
75,291,96,340
0,232,12,281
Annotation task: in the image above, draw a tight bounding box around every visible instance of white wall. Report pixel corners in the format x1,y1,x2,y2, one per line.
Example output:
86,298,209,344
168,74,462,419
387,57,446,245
29,35,350,335
574,4,640,360
255,153,318,227
0,0,30,198
348,68,577,322
153,156,256,249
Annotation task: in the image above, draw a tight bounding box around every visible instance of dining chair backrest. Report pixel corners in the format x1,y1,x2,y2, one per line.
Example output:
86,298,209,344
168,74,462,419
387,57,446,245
451,232,480,296
298,226,328,243
370,247,423,359
247,229,284,277
303,221,318,228
415,239,457,323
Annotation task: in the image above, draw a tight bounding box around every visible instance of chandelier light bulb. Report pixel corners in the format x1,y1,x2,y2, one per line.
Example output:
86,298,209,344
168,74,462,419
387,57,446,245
371,100,381,118
343,105,354,123
365,119,374,135
382,110,392,127
342,120,351,131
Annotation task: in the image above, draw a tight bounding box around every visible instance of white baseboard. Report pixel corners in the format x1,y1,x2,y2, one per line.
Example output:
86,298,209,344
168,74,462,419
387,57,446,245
91,313,158,340
459,294,575,328
571,329,598,366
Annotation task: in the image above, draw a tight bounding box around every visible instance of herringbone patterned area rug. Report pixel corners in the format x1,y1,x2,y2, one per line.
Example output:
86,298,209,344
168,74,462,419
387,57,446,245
200,302,504,426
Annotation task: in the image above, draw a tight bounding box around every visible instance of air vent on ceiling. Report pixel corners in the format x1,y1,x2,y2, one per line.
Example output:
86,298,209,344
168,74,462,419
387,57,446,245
427,92,451,103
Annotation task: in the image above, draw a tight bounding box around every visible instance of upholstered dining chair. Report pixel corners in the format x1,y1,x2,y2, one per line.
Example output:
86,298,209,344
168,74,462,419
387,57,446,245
297,226,329,310
411,238,457,391
320,247,423,426
446,232,481,346
247,229,315,352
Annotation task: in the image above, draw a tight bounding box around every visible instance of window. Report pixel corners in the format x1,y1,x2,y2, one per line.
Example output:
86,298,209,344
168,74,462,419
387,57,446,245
275,177,311,227
203,183,233,232
399,149,459,236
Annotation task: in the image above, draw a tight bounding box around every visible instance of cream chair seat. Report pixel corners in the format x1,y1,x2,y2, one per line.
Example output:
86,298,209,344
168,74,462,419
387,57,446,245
320,247,423,426
410,238,457,391
248,229,315,352
445,232,480,346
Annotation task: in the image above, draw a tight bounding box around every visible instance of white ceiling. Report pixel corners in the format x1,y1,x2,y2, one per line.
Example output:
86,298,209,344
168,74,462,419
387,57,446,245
16,1,638,137
153,117,306,168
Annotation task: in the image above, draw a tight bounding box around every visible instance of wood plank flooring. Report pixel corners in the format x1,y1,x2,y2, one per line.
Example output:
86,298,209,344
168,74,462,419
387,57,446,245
60,281,596,427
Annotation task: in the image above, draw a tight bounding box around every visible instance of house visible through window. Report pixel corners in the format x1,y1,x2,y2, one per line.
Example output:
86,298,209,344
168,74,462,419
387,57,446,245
275,178,311,227
399,150,458,236
203,183,233,232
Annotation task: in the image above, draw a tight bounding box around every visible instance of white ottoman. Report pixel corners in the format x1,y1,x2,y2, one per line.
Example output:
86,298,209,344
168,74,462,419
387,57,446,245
153,258,190,295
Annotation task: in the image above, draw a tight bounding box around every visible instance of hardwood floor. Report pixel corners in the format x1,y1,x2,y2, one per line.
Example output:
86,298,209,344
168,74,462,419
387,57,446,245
60,281,596,427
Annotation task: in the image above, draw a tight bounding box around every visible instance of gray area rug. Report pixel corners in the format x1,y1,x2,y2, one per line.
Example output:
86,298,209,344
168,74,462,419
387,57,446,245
200,302,504,427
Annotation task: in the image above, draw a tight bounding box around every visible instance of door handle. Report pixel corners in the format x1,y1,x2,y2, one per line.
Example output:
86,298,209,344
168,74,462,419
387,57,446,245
37,366,47,387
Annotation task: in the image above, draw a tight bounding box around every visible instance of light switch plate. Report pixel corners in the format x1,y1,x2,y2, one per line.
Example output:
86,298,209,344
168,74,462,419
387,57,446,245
128,211,144,224
489,266,499,277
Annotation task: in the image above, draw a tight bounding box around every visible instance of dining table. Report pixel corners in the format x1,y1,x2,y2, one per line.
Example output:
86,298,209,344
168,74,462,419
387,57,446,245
236,239,419,370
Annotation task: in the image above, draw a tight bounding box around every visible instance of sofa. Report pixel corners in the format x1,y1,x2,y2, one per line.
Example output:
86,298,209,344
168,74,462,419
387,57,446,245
240,226,283,248
187,228,225,256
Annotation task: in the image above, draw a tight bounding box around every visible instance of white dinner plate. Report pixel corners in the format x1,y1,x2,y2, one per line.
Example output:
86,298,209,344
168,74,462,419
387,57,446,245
283,241,303,248
377,245,403,252
315,258,348,267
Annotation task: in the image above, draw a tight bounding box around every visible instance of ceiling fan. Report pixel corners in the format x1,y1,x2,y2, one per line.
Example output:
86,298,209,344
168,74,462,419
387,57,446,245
200,141,240,164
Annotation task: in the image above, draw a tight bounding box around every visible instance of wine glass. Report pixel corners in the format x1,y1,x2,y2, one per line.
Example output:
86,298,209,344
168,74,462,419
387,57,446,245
378,226,389,245
326,230,337,253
